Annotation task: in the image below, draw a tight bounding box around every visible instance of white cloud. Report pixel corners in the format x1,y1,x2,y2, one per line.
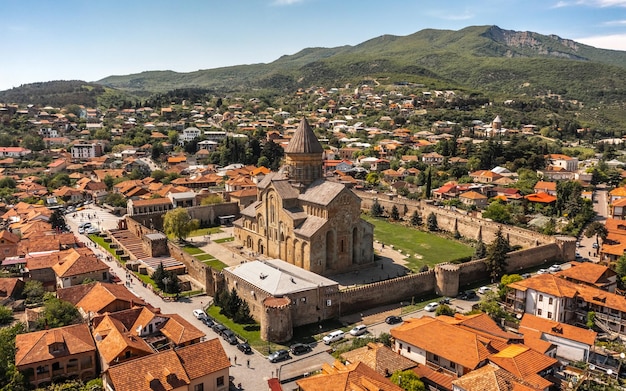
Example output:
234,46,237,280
576,0,626,7
578,33,626,50
552,0,626,6
272,0,305,5
603,19,626,25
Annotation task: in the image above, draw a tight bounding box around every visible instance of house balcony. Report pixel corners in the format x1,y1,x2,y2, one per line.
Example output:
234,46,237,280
425,360,458,377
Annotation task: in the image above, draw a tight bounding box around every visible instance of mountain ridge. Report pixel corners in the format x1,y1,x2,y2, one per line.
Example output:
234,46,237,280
2,25,626,106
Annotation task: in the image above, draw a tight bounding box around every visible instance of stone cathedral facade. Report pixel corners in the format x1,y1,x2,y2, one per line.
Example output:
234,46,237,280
233,118,374,276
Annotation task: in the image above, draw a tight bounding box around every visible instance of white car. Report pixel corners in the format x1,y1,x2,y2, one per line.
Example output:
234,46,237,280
537,269,549,275
548,264,562,272
322,330,345,345
349,325,368,336
192,309,208,321
478,286,492,294
424,302,439,312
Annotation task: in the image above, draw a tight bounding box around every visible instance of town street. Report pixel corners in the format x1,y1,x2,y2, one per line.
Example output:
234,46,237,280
65,205,276,391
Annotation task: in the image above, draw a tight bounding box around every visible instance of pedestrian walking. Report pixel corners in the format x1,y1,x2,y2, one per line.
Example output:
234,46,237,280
234,356,237,365
246,359,250,368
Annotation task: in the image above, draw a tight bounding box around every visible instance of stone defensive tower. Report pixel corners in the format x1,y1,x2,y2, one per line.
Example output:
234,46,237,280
260,296,293,343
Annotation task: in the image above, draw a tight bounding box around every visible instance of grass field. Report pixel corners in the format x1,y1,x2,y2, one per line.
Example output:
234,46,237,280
362,215,474,271
195,254,215,261
203,259,228,270
182,246,204,255
206,305,268,352
214,237,234,243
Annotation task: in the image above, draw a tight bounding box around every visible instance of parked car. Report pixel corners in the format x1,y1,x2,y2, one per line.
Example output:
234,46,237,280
268,349,290,363
424,302,439,312
592,243,599,249
203,318,214,327
478,286,492,294
385,316,403,325
222,329,238,345
290,343,312,355
537,269,549,275
458,290,477,300
212,323,227,336
323,330,345,345
192,309,208,321
439,297,451,305
86,227,100,234
349,325,368,336
237,342,252,354
548,264,562,273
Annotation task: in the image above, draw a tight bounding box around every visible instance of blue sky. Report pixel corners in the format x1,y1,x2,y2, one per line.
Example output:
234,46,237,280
1,0,626,91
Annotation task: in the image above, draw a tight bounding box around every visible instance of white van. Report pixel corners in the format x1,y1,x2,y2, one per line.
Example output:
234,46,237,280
323,330,345,345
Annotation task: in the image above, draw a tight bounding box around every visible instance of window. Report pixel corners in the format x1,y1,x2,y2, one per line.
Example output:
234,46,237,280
398,343,403,350
549,298,553,305
539,295,543,302
407,346,411,353
217,376,224,387
548,312,553,319
537,309,542,316
194,384,204,391
433,354,439,362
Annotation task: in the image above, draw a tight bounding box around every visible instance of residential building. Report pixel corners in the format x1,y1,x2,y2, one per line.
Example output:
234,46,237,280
57,281,147,316
178,127,202,143
296,360,403,391
556,261,617,292
459,191,488,209
533,181,557,196
71,143,103,160
469,170,503,184
422,152,444,165
506,273,626,337
52,248,109,289
547,154,579,172
391,314,522,377
15,324,97,387
0,277,24,305
0,147,31,157
0,230,20,260
340,342,416,377
127,197,174,216
519,314,596,363
103,338,230,391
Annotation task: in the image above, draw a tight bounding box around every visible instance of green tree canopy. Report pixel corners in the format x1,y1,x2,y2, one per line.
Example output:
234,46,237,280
163,207,200,242
23,280,44,304
485,227,511,282
36,296,81,330
482,201,512,224
585,221,608,249
390,370,425,391
410,210,422,226
427,212,438,231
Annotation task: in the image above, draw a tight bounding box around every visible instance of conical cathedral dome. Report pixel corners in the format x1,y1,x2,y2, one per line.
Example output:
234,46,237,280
285,118,324,154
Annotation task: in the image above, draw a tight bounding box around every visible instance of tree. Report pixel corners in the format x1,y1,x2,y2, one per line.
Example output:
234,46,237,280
163,208,200,241
0,306,12,325
427,212,438,231
585,221,608,249
616,255,626,287
0,323,27,391
499,274,523,299
36,296,81,330
21,134,45,151
370,199,383,217
201,194,224,205
424,168,432,199
390,370,425,391
482,201,512,224
104,192,127,208
23,280,44,304
103,175,115,191
49,209,67,231
390,205,399,221
485,227,510,282
473,239,487,259
435,304,455,317
410,210,422,226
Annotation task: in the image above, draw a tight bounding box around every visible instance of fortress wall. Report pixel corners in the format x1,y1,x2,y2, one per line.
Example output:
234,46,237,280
328,270,437,316
354,190,571,254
